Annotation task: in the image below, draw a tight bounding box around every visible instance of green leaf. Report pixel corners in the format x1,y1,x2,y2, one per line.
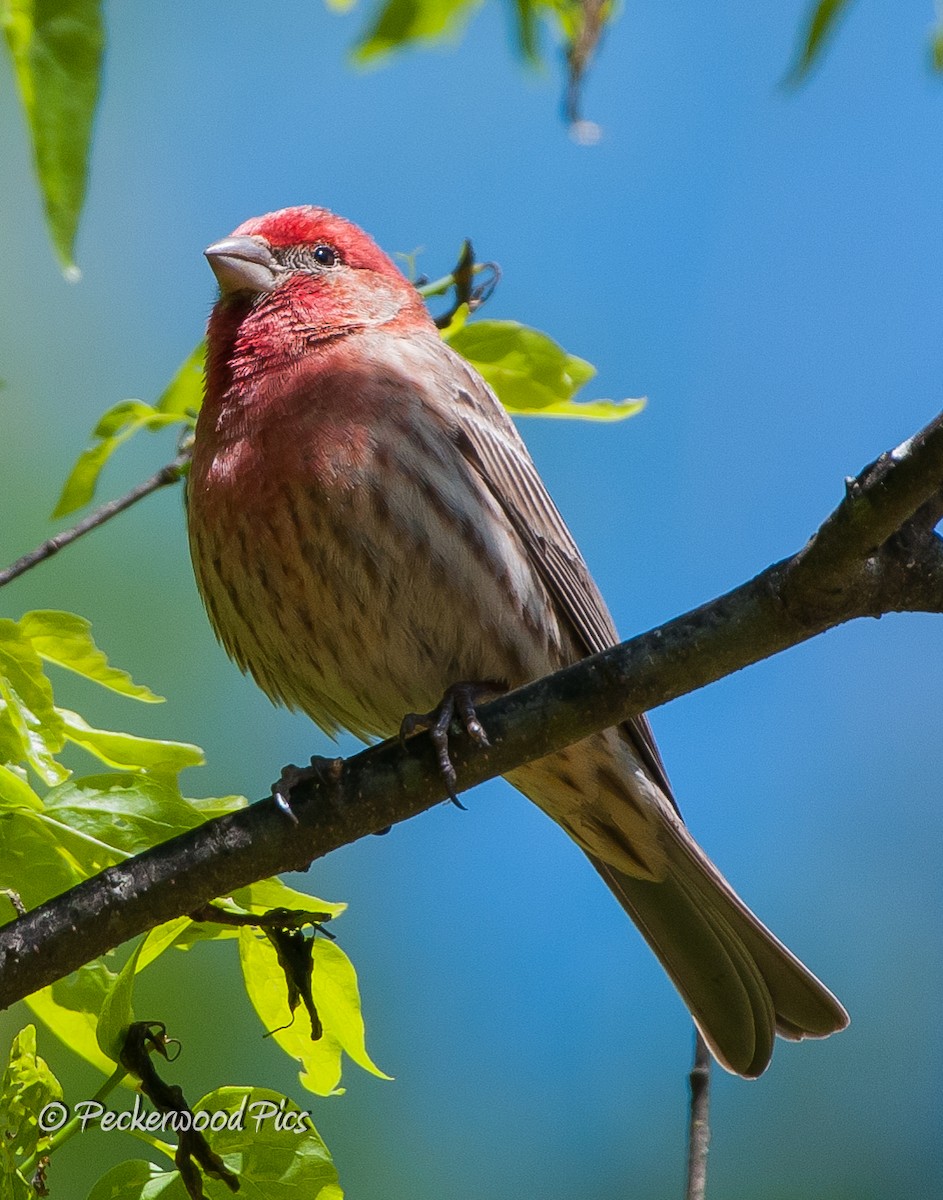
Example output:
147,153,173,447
353,0,483,63
0,763,43,811
0,618,67,783
0,707,26,776
156,342,206,417
43,773,219,859
53,399,185,518
19,610,163,701
25,962,117,1074
52,438,119,518
4,775,242,917
239,929,342,1096
306,939,390,1083
0,797,91,907
96,939,145,1062
53,346,200,519
0,1025,63,1166
789,0,855,81
435,300,469,340
1,769,212,909
239,929,389,1097
0,773,220,914
137,916,194,970
512,0,541,63
447,320,645,420
92,399,157,440
0,1025,62,1199
198,1087,342,1197
52,400,151,517
58,709,204,773
0,1152,30,1200
1,0,104,276
86,1159,178,1200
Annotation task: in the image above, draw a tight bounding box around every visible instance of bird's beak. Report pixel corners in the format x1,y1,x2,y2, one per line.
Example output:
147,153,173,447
204,235,280,296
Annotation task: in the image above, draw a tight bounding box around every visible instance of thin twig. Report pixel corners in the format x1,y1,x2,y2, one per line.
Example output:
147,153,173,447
685,1030,711,1200
0,449,191,590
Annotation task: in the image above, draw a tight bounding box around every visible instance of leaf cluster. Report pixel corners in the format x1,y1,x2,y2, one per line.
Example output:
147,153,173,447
0,612,381,1197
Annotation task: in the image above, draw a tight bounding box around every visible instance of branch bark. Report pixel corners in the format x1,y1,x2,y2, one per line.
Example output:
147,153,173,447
0,411,941,1009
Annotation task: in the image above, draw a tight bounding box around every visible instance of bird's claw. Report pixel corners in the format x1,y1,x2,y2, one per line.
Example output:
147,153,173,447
399,681,496,809
271,755,344,823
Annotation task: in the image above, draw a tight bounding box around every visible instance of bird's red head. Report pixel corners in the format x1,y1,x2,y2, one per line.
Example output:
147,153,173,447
203,205,431,395
205,205,420,304
231,206,403,273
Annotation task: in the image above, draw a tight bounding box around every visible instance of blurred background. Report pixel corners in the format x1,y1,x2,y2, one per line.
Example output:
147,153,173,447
1,1,942,1196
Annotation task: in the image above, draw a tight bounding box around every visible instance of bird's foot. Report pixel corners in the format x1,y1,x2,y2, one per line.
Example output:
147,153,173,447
271,755,344,824
400,681,499,808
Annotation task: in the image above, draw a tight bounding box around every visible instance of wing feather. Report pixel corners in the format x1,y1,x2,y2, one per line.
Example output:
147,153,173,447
441,363,677,804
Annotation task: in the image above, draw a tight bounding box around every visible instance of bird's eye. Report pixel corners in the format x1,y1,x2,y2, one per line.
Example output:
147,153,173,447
313,244,338,267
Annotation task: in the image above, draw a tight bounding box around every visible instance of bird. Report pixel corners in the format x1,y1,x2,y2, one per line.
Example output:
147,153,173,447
187,205,849,1077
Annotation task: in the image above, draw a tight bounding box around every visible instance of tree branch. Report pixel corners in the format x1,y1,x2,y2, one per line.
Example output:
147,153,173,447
0,411,940,1009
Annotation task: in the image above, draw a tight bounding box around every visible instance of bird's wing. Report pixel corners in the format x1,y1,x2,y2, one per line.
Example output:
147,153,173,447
440,354,677,806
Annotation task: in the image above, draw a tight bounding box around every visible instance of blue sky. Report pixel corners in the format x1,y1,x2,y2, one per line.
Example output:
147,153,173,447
1,2,942,1197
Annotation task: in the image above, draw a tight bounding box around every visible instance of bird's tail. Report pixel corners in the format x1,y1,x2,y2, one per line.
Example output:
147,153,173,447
588,819,849,1078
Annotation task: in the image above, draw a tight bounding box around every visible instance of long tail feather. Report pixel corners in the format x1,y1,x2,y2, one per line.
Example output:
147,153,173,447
589,822,848,1077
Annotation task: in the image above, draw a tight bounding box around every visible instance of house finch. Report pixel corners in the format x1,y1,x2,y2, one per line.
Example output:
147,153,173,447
188,205,848,1077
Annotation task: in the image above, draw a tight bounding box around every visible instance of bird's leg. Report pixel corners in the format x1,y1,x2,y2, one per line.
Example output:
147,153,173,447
271,755,344,823
400,681,501,808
